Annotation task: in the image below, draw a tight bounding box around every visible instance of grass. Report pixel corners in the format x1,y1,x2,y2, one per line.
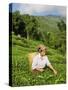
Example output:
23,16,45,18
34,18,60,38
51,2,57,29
10,34,66,86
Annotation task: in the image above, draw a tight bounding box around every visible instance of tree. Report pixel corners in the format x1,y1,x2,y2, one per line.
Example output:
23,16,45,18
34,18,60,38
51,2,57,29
57,19,66,32
12,11,21,35
21,15,34,40
57,19,66,54
31,17,43,41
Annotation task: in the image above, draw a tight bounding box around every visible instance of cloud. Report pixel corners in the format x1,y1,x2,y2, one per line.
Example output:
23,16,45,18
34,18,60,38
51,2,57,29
56,7,66,16
12,3,66,16
19,4,56,15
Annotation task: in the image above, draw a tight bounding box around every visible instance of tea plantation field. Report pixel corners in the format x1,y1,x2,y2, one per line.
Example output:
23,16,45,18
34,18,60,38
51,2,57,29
10,34,66,86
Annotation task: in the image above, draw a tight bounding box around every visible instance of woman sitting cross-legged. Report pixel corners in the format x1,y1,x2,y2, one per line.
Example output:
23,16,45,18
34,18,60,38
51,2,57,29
32,44,57,75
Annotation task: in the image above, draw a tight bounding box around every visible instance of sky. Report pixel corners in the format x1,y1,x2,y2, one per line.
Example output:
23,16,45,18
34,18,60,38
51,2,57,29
9,3,66,16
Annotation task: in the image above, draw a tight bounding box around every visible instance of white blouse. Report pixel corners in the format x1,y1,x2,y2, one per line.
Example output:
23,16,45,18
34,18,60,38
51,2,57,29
32,53,51,70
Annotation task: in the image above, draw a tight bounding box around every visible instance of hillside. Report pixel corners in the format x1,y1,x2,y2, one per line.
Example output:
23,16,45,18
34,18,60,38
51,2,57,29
11,12,66,54
9,12,66,86
9,34,66,86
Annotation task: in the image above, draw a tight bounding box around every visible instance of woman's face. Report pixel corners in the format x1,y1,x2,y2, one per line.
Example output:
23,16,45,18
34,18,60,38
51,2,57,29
40,49,47,56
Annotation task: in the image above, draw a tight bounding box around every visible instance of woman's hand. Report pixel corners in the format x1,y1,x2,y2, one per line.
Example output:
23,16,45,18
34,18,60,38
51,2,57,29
36,68,44,72
39,68,44,72
53,70,57,75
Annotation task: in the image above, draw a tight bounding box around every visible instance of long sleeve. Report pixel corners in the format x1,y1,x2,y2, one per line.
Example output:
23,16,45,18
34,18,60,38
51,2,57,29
32,56,38,70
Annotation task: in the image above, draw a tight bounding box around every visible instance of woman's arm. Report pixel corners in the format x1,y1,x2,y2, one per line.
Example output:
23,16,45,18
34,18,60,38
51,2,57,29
35,68,44,72
47,64,57,75
46,56,57,75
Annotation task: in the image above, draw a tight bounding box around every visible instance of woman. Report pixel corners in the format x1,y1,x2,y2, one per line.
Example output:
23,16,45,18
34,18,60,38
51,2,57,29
32,44,57,75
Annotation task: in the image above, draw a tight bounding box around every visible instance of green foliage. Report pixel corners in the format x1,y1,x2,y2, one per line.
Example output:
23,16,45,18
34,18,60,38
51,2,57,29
10,34,66,86
11,11,66,54
57,19,66,31
10,11,66,86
